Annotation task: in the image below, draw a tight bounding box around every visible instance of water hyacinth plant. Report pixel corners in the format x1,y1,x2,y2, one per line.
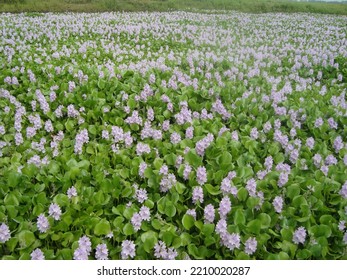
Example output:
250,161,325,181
0,11,347,260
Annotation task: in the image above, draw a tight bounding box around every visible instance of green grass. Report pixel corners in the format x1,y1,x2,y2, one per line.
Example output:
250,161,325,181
0,0,347,15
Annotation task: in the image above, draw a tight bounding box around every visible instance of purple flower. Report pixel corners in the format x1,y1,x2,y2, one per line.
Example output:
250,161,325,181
221,233,241,250
78,236,92,254
306,137,315,150
170,132,181,144
0,223,10,243
250,128,259,140
37,214,50,233
343,232,347,245
192,186,204,204
264,156,273,171
186,209,196,220
159,173,177,192
216,219,227,235
245,237,257,255
196,166,207,185
183,164,192,180
246,178,257,197
219,196,231,219
135,188,148,203
131,213,142,231
220,178,232,194
121,240,136,259
154,241,168,259
73,247,89,260
95,243,108,260
338,221,345,232
31,248,45,260
67,186,77,199
139,162,147,178
278,172,289,187
204,204,215,223
48,203,62,221
139,206,150,221
293,227,307,245
159,164,169,175
273,196,283,213
166,248,178,260
340,181,347,198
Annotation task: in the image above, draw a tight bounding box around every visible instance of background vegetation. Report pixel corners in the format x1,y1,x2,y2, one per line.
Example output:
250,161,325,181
0,0,347,15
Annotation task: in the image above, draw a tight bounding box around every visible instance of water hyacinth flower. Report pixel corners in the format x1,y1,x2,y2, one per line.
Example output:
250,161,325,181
121,240,136,259
37,214,50,233
204,204,215,224
131,213,143,231
196,166,207,185
293,227,307,245
67,186,77,199
186,209,197,220
73,247,89,260
272,196,284,213
139,206,151,221
78,235,92,254
95,243,108,260
245,237,257,255
219,196,231,219
192,186,204,204
0,223,11,243
31,248,45,260
48,203,62,221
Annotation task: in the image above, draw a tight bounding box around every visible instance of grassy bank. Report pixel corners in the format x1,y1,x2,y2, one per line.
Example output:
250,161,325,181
0,0,347,15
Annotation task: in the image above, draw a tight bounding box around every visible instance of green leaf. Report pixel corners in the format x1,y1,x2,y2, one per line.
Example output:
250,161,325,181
234,209,246,225
204,184,221,195
218,152,232,166
164,202,176,218
237,187,248,201
258,213,271,229
182,214,195,230
201,223,215,236
185,150,203,167
141,230,158,253
18,230,35,248
247,219,261,234
4,193,19,206
123,223,135,236
94,219,111,236
311,225,332,238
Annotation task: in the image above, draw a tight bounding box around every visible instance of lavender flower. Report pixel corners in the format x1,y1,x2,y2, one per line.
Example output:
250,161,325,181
131,213,142,231
192,186,204,204
246,178,257,197
67,186,77,199
293,227,307,245
219,196,231,219
73,247,89,260
135,188,148,203
204,204,215,223
170,132,181,144
196,166,207,185
186,209,197,220
273,196,284,213
338,221,345,232
139,206,150,221
31,248,45,260
245,237,257,255
0,223,10,243
37,214,50,233
154,241,168,259
183,164,192,180
95,243,108,260
78,236,92,254
215,219,227,235
48,203,62,221
139,162,147,178
121,240,136,259
340,181,347,198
